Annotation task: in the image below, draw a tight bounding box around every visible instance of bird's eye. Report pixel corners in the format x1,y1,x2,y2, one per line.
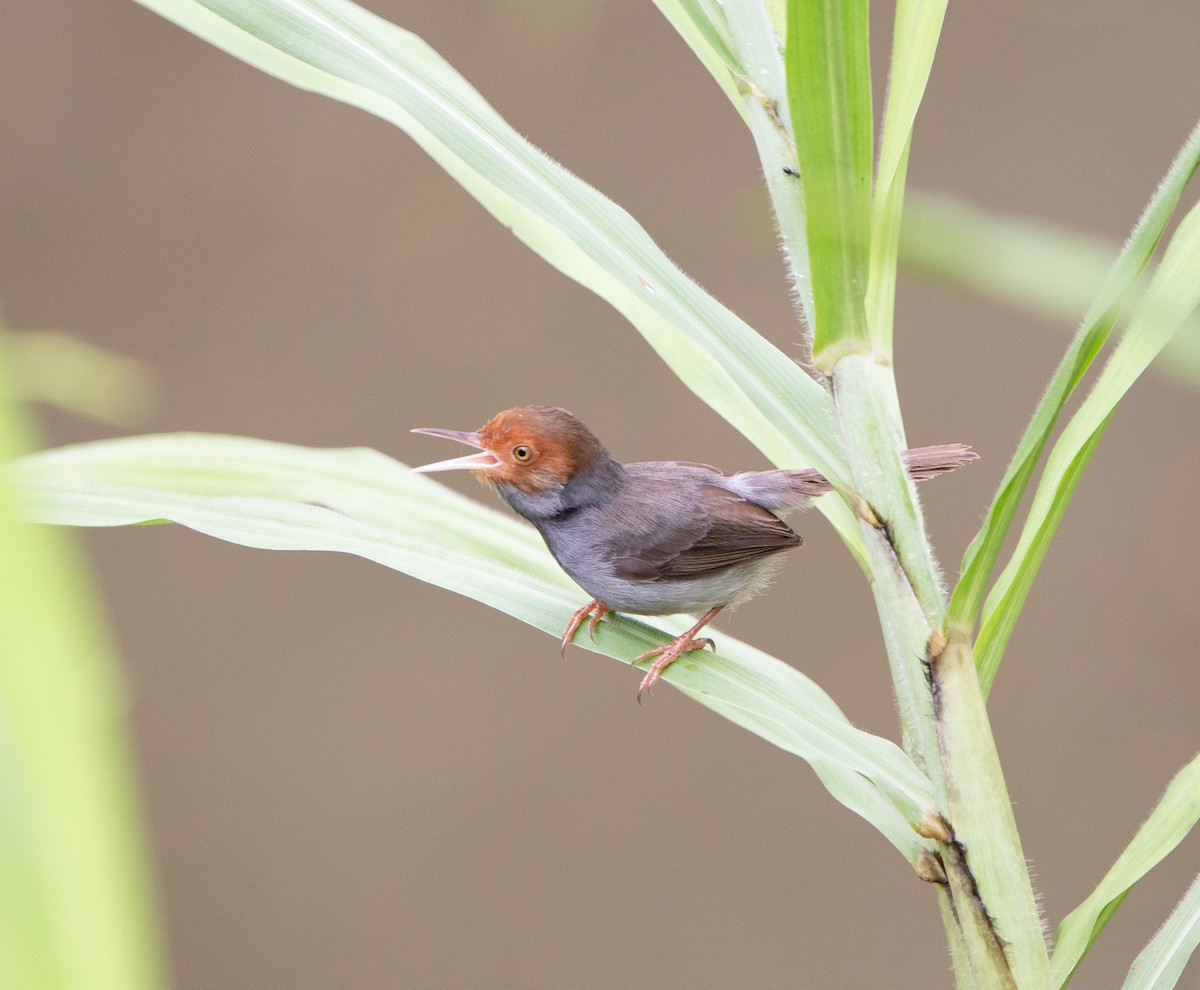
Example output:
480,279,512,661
512,444,533,462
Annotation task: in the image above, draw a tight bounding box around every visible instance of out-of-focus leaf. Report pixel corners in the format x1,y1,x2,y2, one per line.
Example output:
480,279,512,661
900,193,1200,388
0,336,163,988
8,331,156,426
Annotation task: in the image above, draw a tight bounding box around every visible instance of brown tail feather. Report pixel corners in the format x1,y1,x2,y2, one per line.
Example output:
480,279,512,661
901,443,979,480
784,444,977,498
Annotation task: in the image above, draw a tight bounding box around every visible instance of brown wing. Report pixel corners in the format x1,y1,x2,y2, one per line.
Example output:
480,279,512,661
611,482,802,582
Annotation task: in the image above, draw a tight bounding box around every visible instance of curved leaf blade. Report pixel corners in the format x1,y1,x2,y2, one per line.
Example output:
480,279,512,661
945,119,1200,693
975,193,1200,688
136,0,850,494
12,433,934,860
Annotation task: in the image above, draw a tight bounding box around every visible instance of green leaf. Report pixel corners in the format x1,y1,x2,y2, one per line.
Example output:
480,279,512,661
785,0,874,367
946,119,1200,693
1052,753,1200,987
975,191,1200,688
866,0,948,353
136,0,851,497
11,433,937,862
0,340,164,988
1122,872,1200,990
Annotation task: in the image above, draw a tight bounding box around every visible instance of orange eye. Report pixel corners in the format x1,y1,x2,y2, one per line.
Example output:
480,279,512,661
512,444,534,462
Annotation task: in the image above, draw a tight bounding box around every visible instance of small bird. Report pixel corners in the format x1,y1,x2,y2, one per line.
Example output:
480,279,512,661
413,406,976,700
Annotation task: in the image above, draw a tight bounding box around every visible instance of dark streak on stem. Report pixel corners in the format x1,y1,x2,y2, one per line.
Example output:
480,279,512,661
927,644,1019,988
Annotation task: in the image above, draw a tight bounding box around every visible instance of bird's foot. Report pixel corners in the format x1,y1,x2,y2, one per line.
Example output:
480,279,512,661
633,604,725,702
635,634,716,703
560,600,611,657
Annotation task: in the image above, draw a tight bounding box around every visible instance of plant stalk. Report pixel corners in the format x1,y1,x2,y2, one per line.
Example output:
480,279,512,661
830,353,1051,987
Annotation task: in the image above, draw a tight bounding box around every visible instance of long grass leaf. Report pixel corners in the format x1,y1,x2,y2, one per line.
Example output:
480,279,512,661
136,0,850,495
12,433,936,860
0,342,164,989
975,194,1200,687
947,120,1200,691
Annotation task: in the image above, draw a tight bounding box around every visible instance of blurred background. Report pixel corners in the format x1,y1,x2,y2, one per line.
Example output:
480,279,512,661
2,1,1199,986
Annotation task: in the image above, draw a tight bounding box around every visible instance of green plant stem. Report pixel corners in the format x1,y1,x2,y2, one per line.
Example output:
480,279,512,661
932,632,1052,988
829,354,942,766
830,354,1051,987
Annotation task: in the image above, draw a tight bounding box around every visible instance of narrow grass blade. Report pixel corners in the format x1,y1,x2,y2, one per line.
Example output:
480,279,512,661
0,342,164,988
866,0,948,353
1122,872,1200,990
1052,753,1200,987
136,0,850,496
975,194,1200,687
785,0,874,368
947,119,1200,691
12,433,937,859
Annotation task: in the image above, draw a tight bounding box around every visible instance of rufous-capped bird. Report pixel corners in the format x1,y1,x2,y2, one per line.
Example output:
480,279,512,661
413,406,975,700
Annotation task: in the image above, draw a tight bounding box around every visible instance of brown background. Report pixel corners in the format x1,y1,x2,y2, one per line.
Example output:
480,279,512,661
3,2,1199,987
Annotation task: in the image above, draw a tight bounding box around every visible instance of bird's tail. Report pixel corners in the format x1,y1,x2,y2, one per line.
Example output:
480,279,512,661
784,444,978,499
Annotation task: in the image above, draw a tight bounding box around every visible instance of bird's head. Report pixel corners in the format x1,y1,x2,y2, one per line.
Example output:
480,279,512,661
412,405,609,495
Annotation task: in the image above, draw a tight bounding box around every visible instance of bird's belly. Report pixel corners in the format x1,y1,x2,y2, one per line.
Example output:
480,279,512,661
565,556,787,615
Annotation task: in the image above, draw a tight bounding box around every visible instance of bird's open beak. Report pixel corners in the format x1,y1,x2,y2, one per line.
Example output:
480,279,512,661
410,428,501,474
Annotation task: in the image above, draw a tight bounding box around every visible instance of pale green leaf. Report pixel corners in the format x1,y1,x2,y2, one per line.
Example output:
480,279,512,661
136,0,852,498
976,192,1200,687
1122,872,1200,990
0,339,164,988
1052,753,1200,987
946,119,1200,694
12,433,936,861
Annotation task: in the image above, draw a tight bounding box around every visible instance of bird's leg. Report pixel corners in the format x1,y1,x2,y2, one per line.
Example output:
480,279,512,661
635,605,724,702
560,600,612,657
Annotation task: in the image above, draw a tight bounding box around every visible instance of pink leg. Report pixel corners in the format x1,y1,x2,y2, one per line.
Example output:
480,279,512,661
635,605,724,702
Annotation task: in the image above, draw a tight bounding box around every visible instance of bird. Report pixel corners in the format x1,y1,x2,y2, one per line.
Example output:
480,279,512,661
412,406,976,700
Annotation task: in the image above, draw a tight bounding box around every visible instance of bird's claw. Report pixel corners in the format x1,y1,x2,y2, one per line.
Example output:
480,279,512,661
560,600,611,657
